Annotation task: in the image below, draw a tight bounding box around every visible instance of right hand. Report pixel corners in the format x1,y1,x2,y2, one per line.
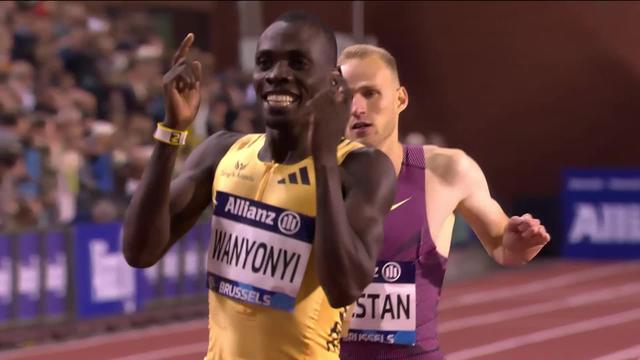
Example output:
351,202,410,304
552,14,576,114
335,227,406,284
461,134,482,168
306,71,352,163
162,33,202,131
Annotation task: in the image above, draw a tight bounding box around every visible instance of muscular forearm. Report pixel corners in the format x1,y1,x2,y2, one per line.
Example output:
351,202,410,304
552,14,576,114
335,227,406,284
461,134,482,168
122,142,179,268
313,161,373,308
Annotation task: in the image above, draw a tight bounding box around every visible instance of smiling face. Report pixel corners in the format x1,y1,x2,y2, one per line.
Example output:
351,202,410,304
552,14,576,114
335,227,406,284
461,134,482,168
253,20,335,130
340,54,407,148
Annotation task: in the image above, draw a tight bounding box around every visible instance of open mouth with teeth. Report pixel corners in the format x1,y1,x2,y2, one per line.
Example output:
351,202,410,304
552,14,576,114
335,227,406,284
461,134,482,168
263,92,300,112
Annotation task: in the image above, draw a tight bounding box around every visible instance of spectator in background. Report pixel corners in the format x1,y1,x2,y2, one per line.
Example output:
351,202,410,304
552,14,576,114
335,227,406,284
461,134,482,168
0,119,23,231
207,95,234,135
232,104,261,133
0,0,262,229
403,130,427,145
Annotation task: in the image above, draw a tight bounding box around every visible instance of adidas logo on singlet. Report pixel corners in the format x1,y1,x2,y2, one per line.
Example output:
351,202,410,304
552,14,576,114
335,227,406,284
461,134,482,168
277,166,310,185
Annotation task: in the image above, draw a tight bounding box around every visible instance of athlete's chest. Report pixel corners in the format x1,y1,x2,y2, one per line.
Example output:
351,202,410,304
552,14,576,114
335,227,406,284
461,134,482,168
424,169,458,256
214,151,318,216
380,163,427,259
208,150,319,312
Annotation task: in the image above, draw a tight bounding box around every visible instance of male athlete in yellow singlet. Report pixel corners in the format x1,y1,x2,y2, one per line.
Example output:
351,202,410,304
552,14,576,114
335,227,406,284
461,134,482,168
121,12,396,360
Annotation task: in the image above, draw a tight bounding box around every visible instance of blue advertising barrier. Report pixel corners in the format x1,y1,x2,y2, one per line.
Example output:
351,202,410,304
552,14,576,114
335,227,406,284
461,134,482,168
136,260,161,311
16,232,40,321
182,228,201,296
0,235,11,323
563,169,640,259
44,230,68,319
2,219,210,328
196,221,211,295
161,240,181,300
74,222,136,319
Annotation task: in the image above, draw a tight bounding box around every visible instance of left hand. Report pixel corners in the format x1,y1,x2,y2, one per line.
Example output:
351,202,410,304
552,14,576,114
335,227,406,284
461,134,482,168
306,70,352,163
503,213,551,253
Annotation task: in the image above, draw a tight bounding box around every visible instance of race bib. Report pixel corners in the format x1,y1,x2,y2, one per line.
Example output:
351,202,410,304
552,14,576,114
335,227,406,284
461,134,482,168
344,261,416,345
207,191,314,312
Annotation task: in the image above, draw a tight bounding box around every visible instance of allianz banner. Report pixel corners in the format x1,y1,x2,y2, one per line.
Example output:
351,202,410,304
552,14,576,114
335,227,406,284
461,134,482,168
74,221,209,320
75,222,137,318
0,235,11,322
44,230,67,319
563,169,640,259
16,232,40,321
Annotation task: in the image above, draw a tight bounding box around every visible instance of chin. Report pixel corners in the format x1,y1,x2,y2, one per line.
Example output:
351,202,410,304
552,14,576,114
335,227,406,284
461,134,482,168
356,136,382,148
264,112,306,131
360,140,378,148
261,104,302,129
264,116,290,129
347,131,368,142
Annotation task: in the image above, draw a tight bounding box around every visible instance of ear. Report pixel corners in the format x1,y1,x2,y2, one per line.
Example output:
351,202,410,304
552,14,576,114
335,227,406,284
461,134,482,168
397,86,408,113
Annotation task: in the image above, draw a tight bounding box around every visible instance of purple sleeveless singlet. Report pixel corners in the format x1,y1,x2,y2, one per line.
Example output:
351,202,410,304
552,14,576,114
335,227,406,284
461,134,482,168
341,144,448,360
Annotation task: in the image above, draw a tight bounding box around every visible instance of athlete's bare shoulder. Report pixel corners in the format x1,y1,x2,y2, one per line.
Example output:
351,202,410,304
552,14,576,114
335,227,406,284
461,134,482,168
423,145,481,187
183,130,245,173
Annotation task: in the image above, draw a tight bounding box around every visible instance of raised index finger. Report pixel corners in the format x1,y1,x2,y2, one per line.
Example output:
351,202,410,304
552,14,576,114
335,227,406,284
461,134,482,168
173,33,194,66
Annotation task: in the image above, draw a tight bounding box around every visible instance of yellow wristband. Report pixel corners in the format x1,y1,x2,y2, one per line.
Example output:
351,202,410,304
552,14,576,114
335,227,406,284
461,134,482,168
153,123,188,146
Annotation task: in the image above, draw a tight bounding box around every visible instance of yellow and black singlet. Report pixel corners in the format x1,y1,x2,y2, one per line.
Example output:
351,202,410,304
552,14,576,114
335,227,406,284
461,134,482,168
204,134,362,360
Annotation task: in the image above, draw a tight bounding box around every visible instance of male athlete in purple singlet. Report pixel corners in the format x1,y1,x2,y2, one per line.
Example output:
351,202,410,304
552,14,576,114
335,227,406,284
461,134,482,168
338,45,551,360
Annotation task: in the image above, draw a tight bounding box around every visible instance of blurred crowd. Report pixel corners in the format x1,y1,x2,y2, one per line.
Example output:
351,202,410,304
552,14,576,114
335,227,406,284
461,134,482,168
0,1,262,231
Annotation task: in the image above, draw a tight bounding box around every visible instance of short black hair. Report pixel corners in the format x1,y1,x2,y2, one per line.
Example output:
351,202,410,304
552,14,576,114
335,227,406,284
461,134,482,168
275,11,337,64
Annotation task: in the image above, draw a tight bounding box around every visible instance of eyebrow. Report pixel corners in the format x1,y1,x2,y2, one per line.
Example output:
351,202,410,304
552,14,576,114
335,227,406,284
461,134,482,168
354,84,380,92
287,49,311,58
255,49,272,59
255,49,311,59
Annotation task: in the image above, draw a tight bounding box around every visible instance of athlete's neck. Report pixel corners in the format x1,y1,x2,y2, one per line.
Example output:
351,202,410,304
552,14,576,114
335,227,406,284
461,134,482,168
259,127,310,164
378,138,404,176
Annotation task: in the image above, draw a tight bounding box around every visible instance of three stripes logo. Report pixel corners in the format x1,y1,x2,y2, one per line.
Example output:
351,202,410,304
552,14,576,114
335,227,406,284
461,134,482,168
277,166,311,186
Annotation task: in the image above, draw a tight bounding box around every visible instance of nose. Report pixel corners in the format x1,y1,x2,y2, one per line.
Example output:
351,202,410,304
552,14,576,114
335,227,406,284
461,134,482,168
351,93,367,118
266,60,292,86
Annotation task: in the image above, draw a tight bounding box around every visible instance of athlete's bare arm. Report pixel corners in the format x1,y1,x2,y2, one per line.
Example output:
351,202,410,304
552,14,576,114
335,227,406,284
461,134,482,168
430,147,550,266
122,34,242,268
310,75,396,308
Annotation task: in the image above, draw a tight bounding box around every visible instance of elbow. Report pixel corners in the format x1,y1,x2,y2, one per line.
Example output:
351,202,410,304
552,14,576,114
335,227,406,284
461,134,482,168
123,250,154,269
323,254,380,308
325,286,361,309
322,272,371,309
121,217,165,268
122,234,158,268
